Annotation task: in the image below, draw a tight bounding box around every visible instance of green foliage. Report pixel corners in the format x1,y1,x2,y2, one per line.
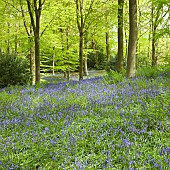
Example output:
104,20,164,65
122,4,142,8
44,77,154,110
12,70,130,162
103,70,125,84
0,53,30,88
87,47,106,70
105,56,119,72
136,67,160,78
162,65,170,78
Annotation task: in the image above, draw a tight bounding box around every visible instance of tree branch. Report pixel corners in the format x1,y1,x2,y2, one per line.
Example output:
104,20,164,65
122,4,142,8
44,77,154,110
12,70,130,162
84,0,95,26
2,0,21,13
19,0,30,36
75,0,81,30
40,14,57,37
26,0,36,33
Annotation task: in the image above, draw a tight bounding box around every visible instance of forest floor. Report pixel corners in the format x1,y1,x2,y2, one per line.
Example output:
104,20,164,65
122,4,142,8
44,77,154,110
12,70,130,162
41,69,107,84
0,68,170,169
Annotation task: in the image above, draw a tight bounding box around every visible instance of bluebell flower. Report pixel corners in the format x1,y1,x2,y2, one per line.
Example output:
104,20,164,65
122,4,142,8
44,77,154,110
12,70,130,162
160,146,170,156
50,138,56,145
154,162,158,168
122,139,131,147
52,156,56,161
44,127,49,131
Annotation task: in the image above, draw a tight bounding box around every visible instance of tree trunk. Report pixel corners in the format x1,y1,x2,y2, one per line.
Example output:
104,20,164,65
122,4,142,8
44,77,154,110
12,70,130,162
84,56,88,76
67,71,70,80
66,28,70,80
26,0,43,84
30,46,35,85
151,33,157,66
117,0,124,72
75,0,94,79
124,30,128,59
52,46,55,75
14,22,19,54
84,30,88,76
79,29,84,80
147,22,151,66
64,72,67,78
76,0,84,80
34,23,40,84
7,22,10,54
106,31,110,64
136,0,141,68
59,27,67,78
20,1,35,85
126,0,137,78
151,3,157,67
29,27,35,85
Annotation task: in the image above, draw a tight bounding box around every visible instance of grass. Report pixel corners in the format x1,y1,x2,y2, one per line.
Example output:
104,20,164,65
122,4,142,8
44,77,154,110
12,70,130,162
0,70,170,169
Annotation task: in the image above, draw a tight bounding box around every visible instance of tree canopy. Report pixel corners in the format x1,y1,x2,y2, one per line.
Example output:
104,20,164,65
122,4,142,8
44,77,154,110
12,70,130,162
0,0,169,84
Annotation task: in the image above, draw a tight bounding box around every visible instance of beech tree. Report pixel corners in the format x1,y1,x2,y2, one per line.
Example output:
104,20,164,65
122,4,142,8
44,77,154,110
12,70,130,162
0,0,170,84
126,0,138,78
26,0,45,84
150,0,169,67
19,0,35,85
75,0,94,80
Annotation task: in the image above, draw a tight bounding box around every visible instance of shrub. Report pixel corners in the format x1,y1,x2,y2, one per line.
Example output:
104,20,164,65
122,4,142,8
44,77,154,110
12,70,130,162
103,70,125,84
136,67,160,78
160,64,170,78
0,53,30,88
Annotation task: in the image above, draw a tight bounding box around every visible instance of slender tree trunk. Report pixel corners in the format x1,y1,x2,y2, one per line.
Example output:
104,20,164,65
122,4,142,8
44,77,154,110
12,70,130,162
66,28,70,80
151,33,156,66
106,31,110,64
79,29,84,80
147,22,151,66
136,0,141,69
29,27,35,85
151,2,163,67
151,3,157,67
117,0,124,72
60,28,66,78
84,56,88,76
75,0,94,79
64,72,67,79
20,1,35,85
30,46,35,85
52,46,55,75
7,22,10,54
124,30,128,59
84,30,88,76
126,0,137,78
34,23,40,83
67,71,70,80
14,22,19,54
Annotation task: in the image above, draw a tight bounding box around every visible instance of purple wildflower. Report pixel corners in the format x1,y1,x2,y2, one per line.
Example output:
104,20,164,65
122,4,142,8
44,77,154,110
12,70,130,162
122,139,131,147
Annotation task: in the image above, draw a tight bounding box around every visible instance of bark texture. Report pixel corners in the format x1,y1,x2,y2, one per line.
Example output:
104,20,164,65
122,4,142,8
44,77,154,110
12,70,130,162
126,0,137,78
